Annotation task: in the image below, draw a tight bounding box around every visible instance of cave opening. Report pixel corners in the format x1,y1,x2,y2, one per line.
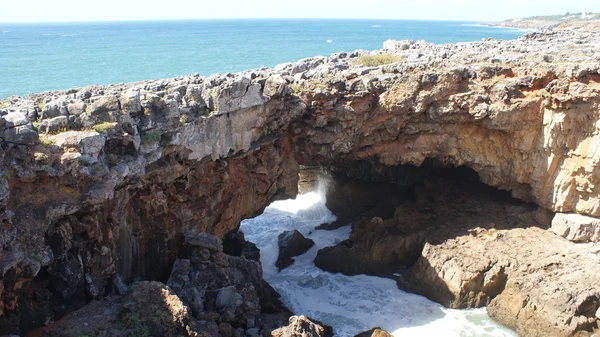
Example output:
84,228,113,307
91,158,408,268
238,158,540,336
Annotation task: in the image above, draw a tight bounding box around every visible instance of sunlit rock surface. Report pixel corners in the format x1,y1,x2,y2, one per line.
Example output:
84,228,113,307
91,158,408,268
1,29,600,336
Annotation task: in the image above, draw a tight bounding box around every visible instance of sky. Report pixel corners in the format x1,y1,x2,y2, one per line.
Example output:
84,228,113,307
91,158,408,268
0,0,597,23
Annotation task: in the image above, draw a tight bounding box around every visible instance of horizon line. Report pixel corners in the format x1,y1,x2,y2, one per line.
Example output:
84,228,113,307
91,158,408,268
0,17,496,25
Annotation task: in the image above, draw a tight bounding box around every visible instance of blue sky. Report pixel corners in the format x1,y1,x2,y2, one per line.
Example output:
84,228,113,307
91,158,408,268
0,0,597,23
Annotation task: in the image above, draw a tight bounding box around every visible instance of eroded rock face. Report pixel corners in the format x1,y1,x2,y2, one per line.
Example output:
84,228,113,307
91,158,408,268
39,233,292,337
353,327,392,337
1,29,600,336
315,171,600,337
270,315,333,337
275,230,315,271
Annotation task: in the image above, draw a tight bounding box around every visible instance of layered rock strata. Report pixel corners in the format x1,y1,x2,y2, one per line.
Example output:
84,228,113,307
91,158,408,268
1,29,600,336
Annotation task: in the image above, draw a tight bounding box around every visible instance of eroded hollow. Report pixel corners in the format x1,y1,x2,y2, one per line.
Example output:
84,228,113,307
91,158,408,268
239,158,534,336
310,159,539,281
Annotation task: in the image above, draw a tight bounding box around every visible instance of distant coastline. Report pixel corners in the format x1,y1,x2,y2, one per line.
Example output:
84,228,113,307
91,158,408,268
482,12,600,30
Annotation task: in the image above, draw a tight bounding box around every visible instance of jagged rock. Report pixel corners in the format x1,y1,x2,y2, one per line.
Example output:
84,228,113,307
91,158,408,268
2,112,29,128
275,230,314,271
39,281,198,337
2,29,600,337
271,315,333,337
353,327,392,337
186,232,224,252
223,231,261,262
48,130,106,156
551,213,600,243
40,116,69,133
2,125,38,144
216,286,243,312
317,173,600,337
214,77,265,114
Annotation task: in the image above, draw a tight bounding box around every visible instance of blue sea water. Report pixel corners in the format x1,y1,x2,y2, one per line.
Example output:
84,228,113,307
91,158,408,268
0,19,524,98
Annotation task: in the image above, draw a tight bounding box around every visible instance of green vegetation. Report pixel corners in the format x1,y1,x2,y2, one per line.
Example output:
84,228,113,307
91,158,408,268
92,122,117,133
352,54,403,67
140,130,162,145
1,170,14,179
39,134,55,146
126,313,150,337
179,114,189,126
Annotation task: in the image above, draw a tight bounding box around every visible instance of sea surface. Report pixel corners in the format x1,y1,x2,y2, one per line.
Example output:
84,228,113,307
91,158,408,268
240,190,517,337
0,19,525,98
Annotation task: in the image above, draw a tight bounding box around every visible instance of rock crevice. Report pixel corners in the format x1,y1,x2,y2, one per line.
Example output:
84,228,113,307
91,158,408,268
1,29,600,336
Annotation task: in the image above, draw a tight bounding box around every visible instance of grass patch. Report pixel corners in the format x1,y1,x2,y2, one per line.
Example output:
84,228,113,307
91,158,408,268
179,114,190,126
1,170,14,179
39,134,54,146
352,54,403,67
126,313,150,337
92,122,117,133
140,130,162,145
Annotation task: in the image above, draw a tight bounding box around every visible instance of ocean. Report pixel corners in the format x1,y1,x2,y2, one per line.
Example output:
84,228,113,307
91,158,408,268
0,19,524,98
240,191,517,337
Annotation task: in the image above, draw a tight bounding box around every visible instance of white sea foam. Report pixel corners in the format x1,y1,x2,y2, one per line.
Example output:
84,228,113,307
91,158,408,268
371,25,383,28
327,39,333,43
240,191,516,337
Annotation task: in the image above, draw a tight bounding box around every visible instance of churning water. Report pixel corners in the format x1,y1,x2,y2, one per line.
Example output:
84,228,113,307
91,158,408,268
239,190,516,337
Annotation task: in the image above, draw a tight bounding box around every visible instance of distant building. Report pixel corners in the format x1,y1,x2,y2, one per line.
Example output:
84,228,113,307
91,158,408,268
582,8,587,19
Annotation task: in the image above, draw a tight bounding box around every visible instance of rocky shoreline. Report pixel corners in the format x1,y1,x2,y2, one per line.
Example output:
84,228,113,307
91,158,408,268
1,28,600,336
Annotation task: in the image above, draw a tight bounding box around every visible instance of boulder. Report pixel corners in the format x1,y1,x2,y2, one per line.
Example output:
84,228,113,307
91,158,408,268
48,130,106,156
271,315,333,337
2,125,38,145
551,213,600,243
40,115,69,133
276,230,314,271
353,327,392,337
314,216,425,276
2,112,29,128
186,232,223,252
214,77,265,114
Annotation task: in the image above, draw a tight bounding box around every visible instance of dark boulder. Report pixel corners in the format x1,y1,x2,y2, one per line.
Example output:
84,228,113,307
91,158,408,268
275,230,314,271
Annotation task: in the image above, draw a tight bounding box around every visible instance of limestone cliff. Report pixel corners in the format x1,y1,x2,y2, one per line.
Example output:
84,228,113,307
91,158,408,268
1,29,600,336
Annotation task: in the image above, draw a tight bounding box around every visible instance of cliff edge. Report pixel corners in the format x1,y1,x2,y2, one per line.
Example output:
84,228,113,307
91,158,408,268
1,29,600,336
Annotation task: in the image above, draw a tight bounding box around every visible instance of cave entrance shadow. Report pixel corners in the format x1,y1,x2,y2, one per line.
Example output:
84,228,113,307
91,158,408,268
240,159,526,335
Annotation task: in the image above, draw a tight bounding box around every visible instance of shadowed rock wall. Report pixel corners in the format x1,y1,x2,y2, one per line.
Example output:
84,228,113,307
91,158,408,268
1,29,600,335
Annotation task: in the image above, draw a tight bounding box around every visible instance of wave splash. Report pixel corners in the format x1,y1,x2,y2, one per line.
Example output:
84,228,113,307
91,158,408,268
240,187,516,337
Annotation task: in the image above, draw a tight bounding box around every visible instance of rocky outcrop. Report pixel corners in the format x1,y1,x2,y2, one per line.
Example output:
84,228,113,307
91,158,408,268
275,230,314,271
315,171,600,337
353,327,392,337
39,232,293,337
551,213,600,243
270,315,333,337
1,29,600,336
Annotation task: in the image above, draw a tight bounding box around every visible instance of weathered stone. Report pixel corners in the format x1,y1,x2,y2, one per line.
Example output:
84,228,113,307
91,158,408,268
67,101,86,116
2,125,38,144
186,232,223,252
215,77,265,114
2,112,29,128
40,115,69,133
2,28,600,337
275,230,314,271
216,286,243,312
551,213,600,243
264,74,289,97
353,327,392,337
271,315,333,337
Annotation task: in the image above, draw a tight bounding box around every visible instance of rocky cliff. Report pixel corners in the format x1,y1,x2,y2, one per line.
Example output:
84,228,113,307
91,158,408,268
1,29,600,336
